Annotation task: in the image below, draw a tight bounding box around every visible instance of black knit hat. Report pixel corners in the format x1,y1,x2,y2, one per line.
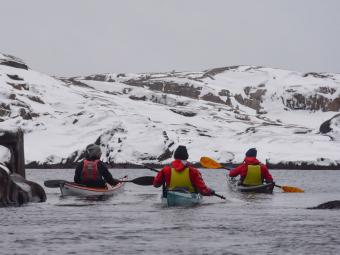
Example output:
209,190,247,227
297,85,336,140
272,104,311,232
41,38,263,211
245,148,257,157
174,145,189,160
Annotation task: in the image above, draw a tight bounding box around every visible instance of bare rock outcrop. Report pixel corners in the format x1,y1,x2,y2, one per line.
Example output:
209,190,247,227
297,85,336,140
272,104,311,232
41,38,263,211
283,90,340,111
0,53,29,70
234,86,267,113
125,79,202,99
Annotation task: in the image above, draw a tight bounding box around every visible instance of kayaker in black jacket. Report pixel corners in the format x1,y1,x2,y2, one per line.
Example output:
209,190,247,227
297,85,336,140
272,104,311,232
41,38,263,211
74,144,120,188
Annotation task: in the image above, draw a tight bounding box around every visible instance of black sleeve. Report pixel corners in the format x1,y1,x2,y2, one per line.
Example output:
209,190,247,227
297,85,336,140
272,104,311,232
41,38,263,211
74,162,84,183
98,161,119,186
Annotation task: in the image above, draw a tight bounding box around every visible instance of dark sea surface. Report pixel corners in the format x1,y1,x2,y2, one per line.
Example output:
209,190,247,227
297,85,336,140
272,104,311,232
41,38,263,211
1,169,340,255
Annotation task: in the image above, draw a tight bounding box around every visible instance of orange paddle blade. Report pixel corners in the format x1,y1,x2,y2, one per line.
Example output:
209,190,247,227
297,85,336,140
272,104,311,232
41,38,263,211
200,156,223,169
281,186,304,193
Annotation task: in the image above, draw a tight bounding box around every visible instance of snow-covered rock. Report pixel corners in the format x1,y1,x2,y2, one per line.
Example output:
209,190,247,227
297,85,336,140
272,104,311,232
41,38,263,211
0,53,340,168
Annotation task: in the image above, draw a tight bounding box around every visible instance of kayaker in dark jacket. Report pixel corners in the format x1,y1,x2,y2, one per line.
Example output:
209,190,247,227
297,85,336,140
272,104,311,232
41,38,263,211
153,145,215,196
74,144,120,188
229,148,273,186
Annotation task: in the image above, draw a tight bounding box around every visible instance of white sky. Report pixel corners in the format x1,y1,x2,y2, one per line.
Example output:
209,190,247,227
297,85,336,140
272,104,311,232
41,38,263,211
0,0,339,76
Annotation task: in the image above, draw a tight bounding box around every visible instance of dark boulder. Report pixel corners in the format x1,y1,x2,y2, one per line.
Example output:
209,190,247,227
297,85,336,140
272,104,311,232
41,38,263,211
309,200,340,209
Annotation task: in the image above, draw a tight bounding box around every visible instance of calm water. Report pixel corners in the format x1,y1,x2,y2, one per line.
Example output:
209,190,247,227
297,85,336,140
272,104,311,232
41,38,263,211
1,169,340,255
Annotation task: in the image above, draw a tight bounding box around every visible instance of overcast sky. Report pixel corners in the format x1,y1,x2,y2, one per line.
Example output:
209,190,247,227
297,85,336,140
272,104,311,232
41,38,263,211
0,0,339,76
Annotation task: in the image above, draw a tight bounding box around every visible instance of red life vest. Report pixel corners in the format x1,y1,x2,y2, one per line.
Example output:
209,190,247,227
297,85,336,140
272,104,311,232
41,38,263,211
81,160,101,182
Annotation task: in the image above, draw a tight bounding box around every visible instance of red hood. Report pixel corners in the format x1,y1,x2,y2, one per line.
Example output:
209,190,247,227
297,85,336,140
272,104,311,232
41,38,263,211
171,159,188,172
244,157,260,165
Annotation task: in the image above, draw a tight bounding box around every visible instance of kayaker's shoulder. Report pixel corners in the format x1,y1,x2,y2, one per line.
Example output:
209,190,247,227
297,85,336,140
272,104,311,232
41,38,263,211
160,165,171,173
259,162,268,168
187,165,201,174
96,160,110,169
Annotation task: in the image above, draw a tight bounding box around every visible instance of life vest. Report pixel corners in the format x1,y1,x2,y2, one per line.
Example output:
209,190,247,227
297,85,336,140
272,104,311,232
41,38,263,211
242,164,263,186
169,167,195,193
81,160,102,182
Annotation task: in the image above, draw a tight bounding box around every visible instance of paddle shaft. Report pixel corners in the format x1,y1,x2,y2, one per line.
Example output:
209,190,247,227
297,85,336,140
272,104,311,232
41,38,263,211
213,193,226,200
143,165,159,173
119,176,154,186
44,179,67,188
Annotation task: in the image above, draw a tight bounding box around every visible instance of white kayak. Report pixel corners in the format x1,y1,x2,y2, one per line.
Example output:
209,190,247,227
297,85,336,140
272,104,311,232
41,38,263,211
162,188,203,207
60,176,127,197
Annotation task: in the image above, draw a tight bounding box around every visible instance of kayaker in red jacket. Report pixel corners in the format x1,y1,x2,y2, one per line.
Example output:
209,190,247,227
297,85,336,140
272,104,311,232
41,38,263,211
74,144,119,188
229,148,274,186
153,145,215,196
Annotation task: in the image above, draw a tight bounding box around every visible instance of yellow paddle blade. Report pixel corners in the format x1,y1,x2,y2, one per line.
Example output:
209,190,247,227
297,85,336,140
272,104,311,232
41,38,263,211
200,156,223,169
281,186,304,193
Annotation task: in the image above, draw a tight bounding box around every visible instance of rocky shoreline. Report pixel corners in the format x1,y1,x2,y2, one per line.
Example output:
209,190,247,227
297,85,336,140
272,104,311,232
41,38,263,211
25,161,340,170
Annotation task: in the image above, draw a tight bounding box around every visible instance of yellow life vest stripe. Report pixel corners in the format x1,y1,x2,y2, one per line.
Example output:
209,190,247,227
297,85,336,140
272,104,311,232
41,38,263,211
169,167,195,193
243,165,263,186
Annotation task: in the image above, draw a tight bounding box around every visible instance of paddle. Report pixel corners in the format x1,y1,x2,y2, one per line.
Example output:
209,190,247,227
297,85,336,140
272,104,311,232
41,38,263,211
119,176,154,186
273,184,304,193
200,156,228,170
143,164,226,200
44,179,67,188
199,156,304,193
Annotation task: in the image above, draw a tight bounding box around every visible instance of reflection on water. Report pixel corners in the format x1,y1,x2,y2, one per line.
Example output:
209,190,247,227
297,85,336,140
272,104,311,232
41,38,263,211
1,168,340,255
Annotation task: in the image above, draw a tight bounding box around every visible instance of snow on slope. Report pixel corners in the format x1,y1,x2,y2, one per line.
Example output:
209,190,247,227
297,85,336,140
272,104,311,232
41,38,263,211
1,53,340,167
